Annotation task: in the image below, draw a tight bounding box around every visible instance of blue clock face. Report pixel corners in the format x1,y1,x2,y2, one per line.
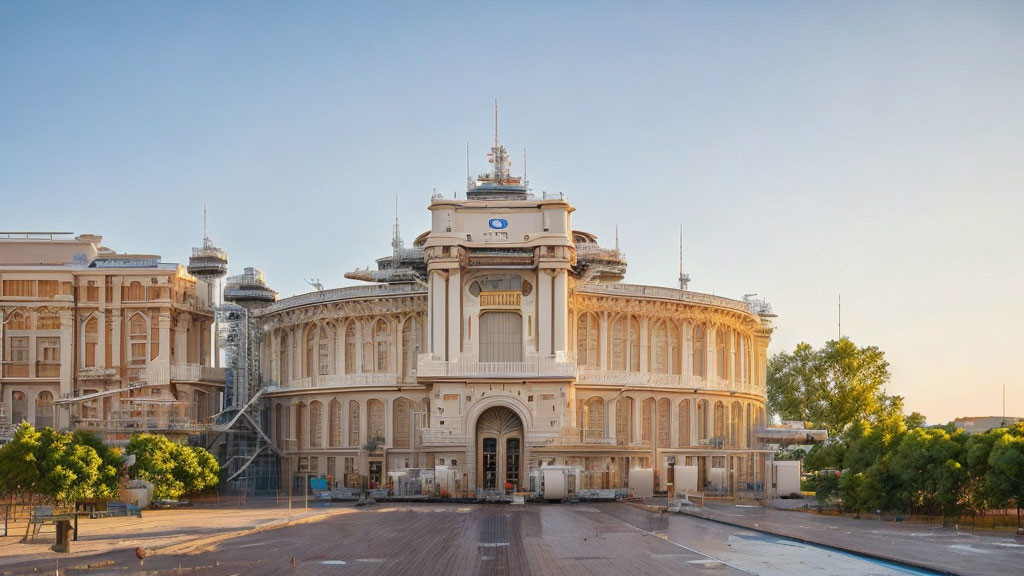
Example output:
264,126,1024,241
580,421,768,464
488,218,508,229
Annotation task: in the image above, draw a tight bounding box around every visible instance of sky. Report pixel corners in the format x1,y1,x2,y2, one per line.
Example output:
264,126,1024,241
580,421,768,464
2,1,1022,425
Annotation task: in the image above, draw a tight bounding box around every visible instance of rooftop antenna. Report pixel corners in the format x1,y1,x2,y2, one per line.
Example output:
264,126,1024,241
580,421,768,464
523,147,527,184
466,141,471,191
678,226,690,290
494,99,499,148
305,278,324,292
614,225,620,252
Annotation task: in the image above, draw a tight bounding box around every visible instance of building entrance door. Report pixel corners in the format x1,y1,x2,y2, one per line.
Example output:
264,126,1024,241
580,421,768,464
476,406,523,491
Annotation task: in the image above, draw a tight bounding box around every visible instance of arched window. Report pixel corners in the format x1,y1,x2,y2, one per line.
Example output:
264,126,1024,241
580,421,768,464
577,313,600,368
278,331,290,383
7,310,30,330
651,321,668,374
318,325,333,376
641,398,655,444
401,317,422,379
329,399,343,447
610,316,640,371
374,320,391,372
734,331,743,384
393,398,414,449
367,399,385,441
12,391,27,424
716,328,728,380
691,324,706,379
657,398,671,448
128,314,148,366
731,401,743,448
296,402,307,448
746,403,754,448
697,399,709,440
125,281,145,301
678,400,691,447
650,320,680,375
615,397,634,443
34,391,54,429
344,322,357,374
348,400,361,447
82,316,98,368
713,401,726,439
274,403,284,447
305,327,316,378
309,401,323,448
583,397,604,440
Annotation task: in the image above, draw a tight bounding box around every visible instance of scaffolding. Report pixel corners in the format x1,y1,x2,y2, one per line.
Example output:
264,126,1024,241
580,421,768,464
207,303,281,494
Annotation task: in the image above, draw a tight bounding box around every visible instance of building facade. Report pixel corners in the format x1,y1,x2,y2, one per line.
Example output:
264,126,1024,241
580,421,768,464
0,232,225,444
258,136,776,494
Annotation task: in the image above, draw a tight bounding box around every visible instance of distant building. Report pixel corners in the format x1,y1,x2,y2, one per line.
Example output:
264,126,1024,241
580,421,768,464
0,232,226,445
954,416,1023,433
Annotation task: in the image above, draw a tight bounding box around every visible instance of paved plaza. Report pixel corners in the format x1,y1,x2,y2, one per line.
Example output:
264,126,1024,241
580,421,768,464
3,501,1021,575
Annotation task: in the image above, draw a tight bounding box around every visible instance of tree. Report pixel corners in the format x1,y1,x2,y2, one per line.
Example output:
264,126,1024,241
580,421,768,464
986,425,1024,528
0,422,42,502
0,423,103,506
73,431,125,499
127,434,219,500
768,337,896,437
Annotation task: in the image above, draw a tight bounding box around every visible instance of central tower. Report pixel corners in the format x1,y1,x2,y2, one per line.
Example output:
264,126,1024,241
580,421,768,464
417,117,578,491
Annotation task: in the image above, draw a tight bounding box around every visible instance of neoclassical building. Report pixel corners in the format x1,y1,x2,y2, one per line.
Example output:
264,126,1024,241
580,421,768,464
0,232,226,444
258,135,775,495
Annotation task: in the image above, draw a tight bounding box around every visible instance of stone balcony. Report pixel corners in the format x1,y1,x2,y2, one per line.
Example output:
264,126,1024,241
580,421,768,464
416,353,577,380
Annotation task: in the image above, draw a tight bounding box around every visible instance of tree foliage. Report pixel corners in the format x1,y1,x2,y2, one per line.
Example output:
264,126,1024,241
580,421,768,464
127,433,219,500
768,338,897,436
0,423,112,505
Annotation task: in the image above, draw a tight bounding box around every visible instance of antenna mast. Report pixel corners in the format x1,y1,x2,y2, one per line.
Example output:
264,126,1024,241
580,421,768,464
838,294,842,339
494,99,499,148
678,226,690,290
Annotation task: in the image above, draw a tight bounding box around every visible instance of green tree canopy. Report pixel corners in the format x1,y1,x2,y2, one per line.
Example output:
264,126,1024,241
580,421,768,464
768,337,898,437
0,422,105,505
127,433,219,500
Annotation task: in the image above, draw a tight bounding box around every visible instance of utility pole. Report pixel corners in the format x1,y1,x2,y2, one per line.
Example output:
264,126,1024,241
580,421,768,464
838,294,842,339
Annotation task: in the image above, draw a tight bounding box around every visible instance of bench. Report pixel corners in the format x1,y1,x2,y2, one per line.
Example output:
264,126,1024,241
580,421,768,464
105,501,142,518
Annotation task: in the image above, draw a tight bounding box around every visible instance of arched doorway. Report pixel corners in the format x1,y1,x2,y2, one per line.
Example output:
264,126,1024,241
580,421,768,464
476,406,523,491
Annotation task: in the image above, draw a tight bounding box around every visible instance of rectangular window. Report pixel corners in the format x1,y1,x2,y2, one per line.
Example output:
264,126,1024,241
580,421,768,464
3,280,35,297
479,312,523,362
344,457,355,473
37,281,58,298
8,337,29,362
38,338,60,362
327,456,336,478
297,457,309,472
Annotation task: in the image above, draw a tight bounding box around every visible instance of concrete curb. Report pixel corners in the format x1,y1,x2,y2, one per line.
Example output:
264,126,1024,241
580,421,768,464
677,508,958,576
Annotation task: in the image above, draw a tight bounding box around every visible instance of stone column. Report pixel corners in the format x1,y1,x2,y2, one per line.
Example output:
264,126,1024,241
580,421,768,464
429,271,446,358
446,270,460,360
552,270,567,354
59,308,74,403
537,271,552,356
158,311,171,363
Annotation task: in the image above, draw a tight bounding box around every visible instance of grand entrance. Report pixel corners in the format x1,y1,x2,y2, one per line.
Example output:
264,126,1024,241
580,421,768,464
476,406,524,492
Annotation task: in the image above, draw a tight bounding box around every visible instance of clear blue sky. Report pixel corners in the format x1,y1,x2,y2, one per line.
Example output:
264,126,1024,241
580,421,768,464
2,1,1022,424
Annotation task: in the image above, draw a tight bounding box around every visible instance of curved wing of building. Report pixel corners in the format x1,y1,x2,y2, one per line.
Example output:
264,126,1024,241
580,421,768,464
253,132,777,497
